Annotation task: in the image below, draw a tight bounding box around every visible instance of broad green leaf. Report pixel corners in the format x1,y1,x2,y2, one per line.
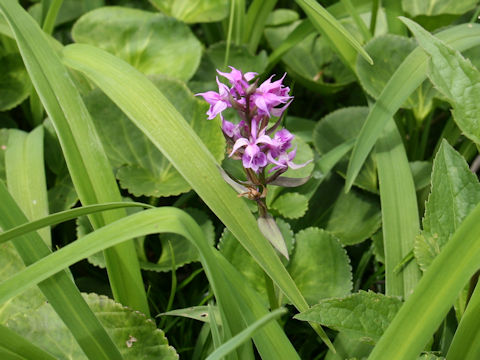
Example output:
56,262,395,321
345,23,480,191
0,0,148,315
72,6,202,81
265,20,355,94
62,43,332,350
376,119,420,298
356,34,435,117
0,243,44,323
410,161,432,190
0,52,31,111
314,107,377,193
415,140,480,271
323,189,381,246
402,0,477,16
84,76,225,197
284,116,316,144
6,127,51,247
288,227,352,305
404,18,480,145
295,291,402,344
0,129,8,181
266,9,299,26
270,192,308,219
294,0,373,68
149,0,228,23
6,293,178,360
48,172,77,213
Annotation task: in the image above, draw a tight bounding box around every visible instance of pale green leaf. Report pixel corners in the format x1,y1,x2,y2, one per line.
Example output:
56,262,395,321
410,161,432,191
0,53,31,111
324,189,381,246
415,140,480,271
48,172,77,213
270,192,308,219
84,76,225,197
404,18,480,145
29,0,104,27
72,6,202,81
0,243,44,323
159,306,220,324
6,293,178,360
402,0,477,16
295,291,402,344
266,9,299,27
325,332,373,360
288,227,352,305
149,0,228,23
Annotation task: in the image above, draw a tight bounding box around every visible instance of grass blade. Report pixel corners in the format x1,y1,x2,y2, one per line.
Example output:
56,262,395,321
376,120,420,298
0,180,123,360
206,308,287,360
0,324,56,360
294,0,372,69
5,127,51,247
447,283,480,360
0,202,151,245
345,23,480,191
0,207,301,360
61,43,334,351
244,0,277,53
369,202,480,359
0,0,149,314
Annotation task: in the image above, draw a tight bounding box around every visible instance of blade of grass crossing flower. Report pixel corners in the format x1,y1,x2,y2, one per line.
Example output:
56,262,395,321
375,120,421,298
244,0,277,53
345,23,480,191
0,181,123,360
369,202,480,360
62,44,334,351
447,283,480,360
5,126,51,248
206,308,287,360
294,0,373,69
0,0,149,315
0,207,301,360
0,202,151,245
0,324,57,360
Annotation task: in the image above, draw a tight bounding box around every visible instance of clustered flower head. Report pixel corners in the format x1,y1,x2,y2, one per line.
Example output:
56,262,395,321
196,66,309,180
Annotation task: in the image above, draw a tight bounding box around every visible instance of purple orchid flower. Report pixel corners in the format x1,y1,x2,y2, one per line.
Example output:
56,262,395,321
222,118,246,140
229,118,273,172
195,77,231,120
251,74,293,117
267,147,312,172
268,129,294,158
217,66,258,97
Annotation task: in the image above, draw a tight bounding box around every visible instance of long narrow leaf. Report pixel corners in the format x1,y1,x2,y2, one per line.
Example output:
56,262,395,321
0,202,151,245
0,0,149,314
376,120,420,298
294,0,372,69
345,23,480,191
5,127,51,247
0,180,123,360
244,0,277,53
0,324,56,360
369,202,480,359
206,308,287,360
0,207,301,360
